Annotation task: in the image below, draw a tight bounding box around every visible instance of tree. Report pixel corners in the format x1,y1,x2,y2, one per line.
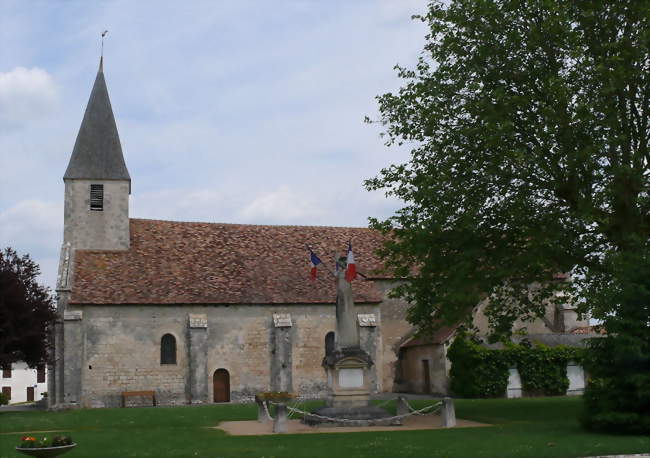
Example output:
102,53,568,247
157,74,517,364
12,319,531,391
0,247,56,368
366,0,649,432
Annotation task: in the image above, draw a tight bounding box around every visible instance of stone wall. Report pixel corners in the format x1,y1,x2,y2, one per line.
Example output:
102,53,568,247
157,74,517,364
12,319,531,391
375,280,414,392
64,300,408,408
398,344,450,395
63,179,130,251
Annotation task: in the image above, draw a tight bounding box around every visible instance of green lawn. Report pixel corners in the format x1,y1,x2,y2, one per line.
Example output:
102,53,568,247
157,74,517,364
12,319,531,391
0,397,647,458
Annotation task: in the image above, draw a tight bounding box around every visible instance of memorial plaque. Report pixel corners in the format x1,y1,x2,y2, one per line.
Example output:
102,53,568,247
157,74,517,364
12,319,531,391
338,368,364,388
273,313,292,327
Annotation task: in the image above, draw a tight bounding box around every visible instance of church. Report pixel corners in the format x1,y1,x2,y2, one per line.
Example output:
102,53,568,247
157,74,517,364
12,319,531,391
48,58,416,409
49,58,588,409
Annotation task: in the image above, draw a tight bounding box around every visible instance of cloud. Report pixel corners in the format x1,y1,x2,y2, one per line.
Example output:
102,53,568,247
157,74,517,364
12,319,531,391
0,199,62,289
0,1,428,288
0,67,58,126
236,185,329,225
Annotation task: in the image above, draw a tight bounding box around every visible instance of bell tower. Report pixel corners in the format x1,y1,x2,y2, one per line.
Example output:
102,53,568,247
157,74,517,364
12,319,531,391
63,57,131,251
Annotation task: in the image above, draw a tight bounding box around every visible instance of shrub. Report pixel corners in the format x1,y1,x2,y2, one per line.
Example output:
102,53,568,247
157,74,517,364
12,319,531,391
581,336,650,434
447,334,511,398
514,343,581,396
0,392,8,405
448,333,584,398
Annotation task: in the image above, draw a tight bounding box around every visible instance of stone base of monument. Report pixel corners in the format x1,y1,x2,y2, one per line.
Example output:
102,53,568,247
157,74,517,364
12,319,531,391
305,404,399,426
305,347,400,427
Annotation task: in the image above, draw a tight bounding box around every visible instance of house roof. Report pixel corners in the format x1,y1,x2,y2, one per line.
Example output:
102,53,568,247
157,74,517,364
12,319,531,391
64,57,131,184
70,218,391,305
400,324,460,348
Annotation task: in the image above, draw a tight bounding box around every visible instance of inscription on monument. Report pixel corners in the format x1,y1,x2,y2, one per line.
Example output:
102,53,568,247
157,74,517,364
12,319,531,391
338,368,364,388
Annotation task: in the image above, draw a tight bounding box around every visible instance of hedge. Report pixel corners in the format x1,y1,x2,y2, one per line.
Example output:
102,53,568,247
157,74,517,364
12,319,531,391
448,333,584,398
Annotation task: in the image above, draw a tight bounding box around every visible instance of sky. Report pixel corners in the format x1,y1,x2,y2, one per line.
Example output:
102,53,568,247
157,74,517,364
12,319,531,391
0,1,429,290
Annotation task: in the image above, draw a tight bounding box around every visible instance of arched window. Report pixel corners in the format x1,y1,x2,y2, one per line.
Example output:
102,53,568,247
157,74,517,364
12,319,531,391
160,334,176,364
325,331,335,356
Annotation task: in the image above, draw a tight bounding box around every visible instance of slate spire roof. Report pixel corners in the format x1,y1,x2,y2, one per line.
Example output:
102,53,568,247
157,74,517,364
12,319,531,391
64,56,131,185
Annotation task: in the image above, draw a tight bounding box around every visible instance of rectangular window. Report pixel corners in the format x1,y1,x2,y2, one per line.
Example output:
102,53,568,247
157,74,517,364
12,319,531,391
90,184,104,211
2,364,10,378
37,365,45,383
2,386,10,400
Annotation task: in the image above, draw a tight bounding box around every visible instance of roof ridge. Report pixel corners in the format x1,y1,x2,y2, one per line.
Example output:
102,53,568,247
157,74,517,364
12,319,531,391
129,217,374,231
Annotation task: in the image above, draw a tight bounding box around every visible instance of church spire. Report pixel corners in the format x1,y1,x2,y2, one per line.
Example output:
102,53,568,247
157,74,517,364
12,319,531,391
64,57,131,186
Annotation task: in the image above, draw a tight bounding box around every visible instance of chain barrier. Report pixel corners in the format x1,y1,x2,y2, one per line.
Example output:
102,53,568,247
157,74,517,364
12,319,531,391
373,398,392,409
234,393,325,404
269,400,442,425
262,400,274,421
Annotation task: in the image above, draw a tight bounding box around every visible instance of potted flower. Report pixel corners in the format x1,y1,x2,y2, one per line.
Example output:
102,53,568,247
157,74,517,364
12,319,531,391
15,435,76,458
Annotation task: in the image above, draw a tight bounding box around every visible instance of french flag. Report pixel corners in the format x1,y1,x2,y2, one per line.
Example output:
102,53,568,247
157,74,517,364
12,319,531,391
309,250,322,280
345,241,357,282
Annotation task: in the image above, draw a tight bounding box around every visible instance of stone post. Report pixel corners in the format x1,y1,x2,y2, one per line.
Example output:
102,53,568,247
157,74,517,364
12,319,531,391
442,397,456,428
396,396,409,416
273,403,288,433
188,314,208,404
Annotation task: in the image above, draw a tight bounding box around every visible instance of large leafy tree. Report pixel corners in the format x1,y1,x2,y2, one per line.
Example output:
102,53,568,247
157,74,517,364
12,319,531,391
366,0,649,432
0,247,56,367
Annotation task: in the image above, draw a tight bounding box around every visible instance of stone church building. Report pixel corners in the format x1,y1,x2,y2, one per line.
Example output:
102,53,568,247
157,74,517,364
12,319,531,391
49,59,588,409
49,59,415,409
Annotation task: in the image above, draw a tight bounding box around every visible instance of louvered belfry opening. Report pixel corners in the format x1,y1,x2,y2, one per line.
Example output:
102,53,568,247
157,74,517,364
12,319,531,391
90,184,104,211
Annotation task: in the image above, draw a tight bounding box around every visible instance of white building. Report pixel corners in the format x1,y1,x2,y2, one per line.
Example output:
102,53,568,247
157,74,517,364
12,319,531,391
2,362,47,404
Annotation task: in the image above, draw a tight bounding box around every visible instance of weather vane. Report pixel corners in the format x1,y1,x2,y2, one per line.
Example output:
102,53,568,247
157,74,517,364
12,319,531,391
101,30,109,58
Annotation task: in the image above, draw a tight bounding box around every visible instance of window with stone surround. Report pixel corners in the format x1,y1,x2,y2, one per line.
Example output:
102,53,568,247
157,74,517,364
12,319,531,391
161,334,176,365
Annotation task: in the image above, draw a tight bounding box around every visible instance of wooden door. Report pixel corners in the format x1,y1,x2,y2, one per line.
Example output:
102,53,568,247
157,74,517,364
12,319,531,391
422,360,431,394
26,386,34,402
213,369,230,402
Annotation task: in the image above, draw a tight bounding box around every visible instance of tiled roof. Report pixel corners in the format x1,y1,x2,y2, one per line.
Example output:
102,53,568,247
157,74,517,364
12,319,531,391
70,218,391,305
400,324,460,348
570,325,606,335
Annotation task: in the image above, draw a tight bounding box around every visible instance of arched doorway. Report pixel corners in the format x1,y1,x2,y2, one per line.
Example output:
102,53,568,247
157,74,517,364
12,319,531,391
213,369,230,402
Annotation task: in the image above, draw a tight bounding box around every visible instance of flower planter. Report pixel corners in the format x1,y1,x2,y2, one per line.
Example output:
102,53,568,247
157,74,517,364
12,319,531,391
255,392,296,404
15,443,76,458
